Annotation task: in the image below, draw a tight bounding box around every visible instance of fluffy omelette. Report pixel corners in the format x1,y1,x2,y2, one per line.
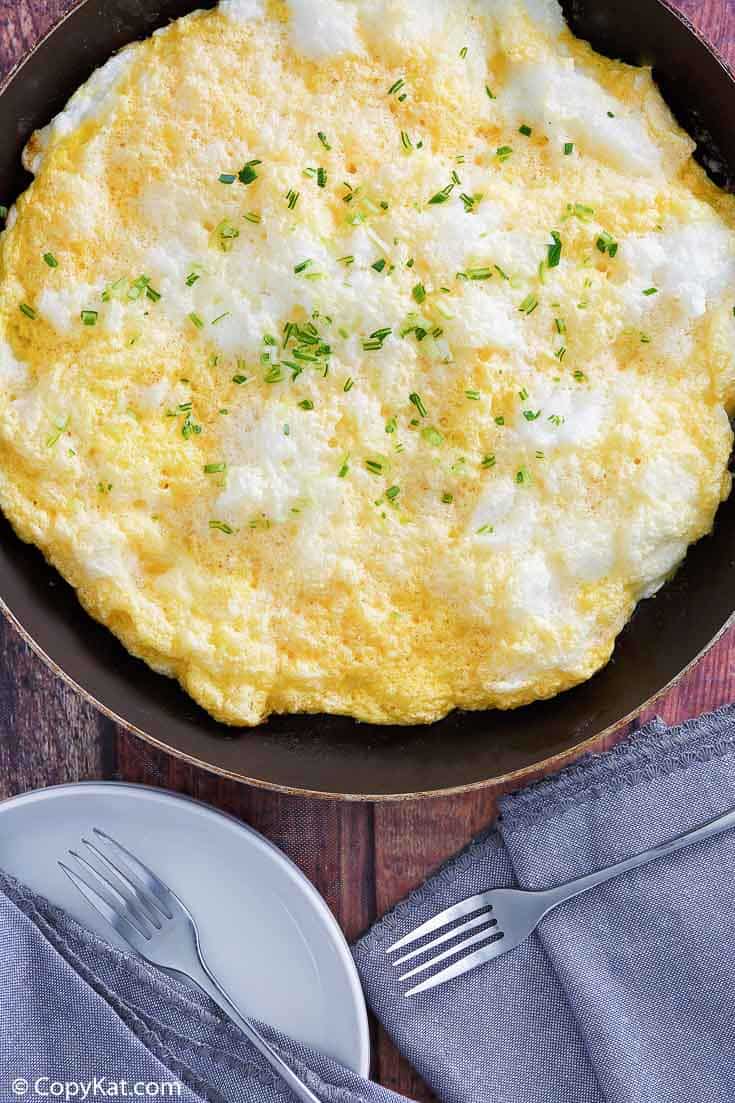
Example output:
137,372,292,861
0,0,734,727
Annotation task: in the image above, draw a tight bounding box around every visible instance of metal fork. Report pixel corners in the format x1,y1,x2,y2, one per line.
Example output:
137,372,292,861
387,804,735,996
60,829,321,1103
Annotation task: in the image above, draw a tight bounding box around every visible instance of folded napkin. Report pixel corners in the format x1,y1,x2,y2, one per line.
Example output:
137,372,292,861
2,708,735,1103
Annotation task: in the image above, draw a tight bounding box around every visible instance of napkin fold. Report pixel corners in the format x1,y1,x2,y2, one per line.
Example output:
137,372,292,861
2,708,735,1103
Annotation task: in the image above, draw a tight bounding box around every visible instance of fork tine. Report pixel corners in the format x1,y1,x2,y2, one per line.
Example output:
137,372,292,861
92,828,174,919
392,910,495,966
405,935,508,997
59,861,151,944
82,839,163,930
386,892,492,955
399,923,502,982
67,850,153,938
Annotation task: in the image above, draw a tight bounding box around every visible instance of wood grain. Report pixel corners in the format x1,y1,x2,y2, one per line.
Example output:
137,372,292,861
0,2,734,1097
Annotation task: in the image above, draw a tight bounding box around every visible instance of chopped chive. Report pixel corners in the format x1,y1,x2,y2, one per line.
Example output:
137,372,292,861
523,409,541,421
344,377,354,392
459,46,468,59
567,202,595,222
554,346,567,361
642,287,658,296
216,219,240,252
185,271,201,287
519,124,532,137
366,460,383,475
494,415,505,426
219,173,237,184
465,389,481,401
496,145,513,161
555,317,566,334
494,264,509,281
294,259,313,274
547,230,562,268
43,252,59,268
441,492,454,504
211,312,230,325
46,416,69,447
421,426,444,446
244,211,262,224
412,283,427,304
298,399,315,410
0,205,7,221
485,85,496,100
286,189,300,210
401,130,414,152
596,231,618,257
388,77,406,96
467,267,492,281
515,466,531,486
209,520,234,534
386,486,401,502
204,462,227,474
264,365,283,383
189,312,204,330
19,303,36,320
481,454,496,468
564,142,574,155
238,159,261,186
338,456,350,477
232,374,248,384
316,166,327,188
318,131,331,150
372,258,387,273
409,392,428,417
428,184,455,205
81,309,98,326
573,369,587,381
338,254,355,265
460,192,483,213
518,293,539,315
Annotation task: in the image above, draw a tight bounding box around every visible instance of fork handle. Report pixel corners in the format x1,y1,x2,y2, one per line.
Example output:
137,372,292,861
542,805,735,910
167,957,322,1103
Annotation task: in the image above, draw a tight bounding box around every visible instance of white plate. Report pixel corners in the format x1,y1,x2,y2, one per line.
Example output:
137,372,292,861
0,781,370,1074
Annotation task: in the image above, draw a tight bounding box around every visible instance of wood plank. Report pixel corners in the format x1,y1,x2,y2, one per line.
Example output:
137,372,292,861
0,620,115,798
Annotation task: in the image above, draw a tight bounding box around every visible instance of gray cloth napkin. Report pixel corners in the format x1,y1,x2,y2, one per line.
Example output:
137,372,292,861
2,709,735,1103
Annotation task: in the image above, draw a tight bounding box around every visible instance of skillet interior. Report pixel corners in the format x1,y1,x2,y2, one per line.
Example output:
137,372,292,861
0,0,734,799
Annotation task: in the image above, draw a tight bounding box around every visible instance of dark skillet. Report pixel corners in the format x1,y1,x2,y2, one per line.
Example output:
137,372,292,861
0,0,734,799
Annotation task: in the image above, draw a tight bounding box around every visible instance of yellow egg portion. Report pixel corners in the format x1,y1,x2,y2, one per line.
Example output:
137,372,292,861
0,0,734,726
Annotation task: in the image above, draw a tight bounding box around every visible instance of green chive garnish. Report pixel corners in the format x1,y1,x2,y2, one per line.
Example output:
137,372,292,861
204,463,227,474
546,230,562,268
409,393,427,417
219,173,237,184
564,142,574,155
43,252,59,268
209,520,234,534
519,124,532,137
318,131,331,150
298,399,315,410
81,309,98,326
19,303,36,320
238,160,261,186
441,492,454,504
189,312,204,329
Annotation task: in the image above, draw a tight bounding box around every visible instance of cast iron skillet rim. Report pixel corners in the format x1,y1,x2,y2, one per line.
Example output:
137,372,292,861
2,587,733,801
0,0,733,800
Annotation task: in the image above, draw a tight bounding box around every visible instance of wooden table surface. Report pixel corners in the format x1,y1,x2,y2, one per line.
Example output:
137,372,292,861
1,0,734,1096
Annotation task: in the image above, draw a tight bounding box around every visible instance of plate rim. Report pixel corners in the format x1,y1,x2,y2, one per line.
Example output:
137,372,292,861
0,779,372,1077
